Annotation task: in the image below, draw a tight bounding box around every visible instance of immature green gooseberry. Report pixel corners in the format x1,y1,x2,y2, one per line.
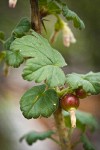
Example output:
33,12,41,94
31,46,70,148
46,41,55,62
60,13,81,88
60,94,80,128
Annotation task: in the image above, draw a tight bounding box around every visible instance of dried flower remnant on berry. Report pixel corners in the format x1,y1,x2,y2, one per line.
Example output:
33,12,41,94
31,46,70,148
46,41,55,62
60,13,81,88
9,0,17,8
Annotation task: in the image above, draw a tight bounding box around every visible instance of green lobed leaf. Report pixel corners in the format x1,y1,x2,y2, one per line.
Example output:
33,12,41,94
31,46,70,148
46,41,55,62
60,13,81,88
6,50,24,67
4,18,30,50
12,18,31,37
22,57,65,87
81,134,95,150
62,6,85,30
66,72,100,95
63,110,98,132
20,130,55,145
10,30,66,87
4,18,30,67
10,30,66,65
20,84,59,119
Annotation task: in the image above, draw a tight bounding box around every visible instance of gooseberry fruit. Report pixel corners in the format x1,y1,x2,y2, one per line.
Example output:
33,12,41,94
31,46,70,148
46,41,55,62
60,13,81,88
60,94,79,111
75,87,87,99
60,94,80,128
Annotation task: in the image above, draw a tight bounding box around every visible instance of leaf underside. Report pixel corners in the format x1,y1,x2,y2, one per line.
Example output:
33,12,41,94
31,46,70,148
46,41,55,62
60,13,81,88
20,130,55,145
66,72,100,95
62,6,85,30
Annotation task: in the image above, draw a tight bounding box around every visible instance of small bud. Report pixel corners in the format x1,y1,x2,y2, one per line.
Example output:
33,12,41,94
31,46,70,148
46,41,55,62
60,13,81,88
62,23,76,47
9,0,17,8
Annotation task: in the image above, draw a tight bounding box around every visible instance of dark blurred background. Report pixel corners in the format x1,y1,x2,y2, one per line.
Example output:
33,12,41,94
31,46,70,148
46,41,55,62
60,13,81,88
0,0,100,150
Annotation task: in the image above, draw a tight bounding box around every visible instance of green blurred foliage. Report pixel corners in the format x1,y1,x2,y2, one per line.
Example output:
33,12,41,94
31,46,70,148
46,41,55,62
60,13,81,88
67,0,100,71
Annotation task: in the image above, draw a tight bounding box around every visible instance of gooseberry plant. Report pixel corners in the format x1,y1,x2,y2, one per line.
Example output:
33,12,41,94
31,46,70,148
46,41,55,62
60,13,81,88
0,0,100,150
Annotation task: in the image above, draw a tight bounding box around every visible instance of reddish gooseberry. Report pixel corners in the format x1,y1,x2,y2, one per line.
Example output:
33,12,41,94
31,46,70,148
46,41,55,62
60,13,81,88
75,87,87,99
60,94,79,111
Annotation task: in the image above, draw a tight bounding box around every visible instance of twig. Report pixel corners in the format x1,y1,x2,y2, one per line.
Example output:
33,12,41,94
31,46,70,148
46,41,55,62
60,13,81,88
30,0,41,33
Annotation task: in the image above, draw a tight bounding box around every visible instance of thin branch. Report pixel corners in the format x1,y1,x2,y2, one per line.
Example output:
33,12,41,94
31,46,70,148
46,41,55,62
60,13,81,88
30,0,41,33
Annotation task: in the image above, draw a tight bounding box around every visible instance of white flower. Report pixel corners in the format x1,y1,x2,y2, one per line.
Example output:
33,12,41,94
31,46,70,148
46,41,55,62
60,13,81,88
9,0,17,8
50,18,76,47
62,23,76,47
